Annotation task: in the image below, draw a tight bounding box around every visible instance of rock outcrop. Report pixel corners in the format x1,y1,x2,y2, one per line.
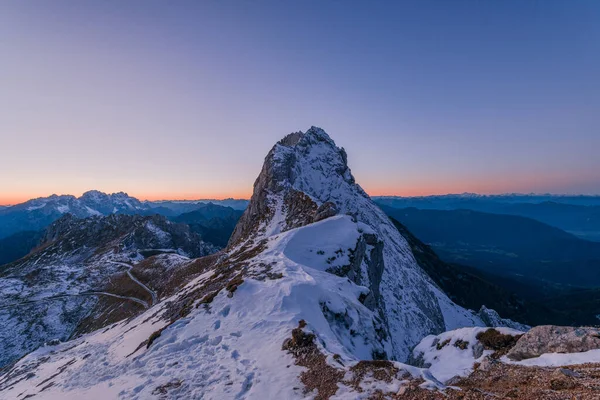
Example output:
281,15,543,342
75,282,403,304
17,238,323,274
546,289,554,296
507,325,600,361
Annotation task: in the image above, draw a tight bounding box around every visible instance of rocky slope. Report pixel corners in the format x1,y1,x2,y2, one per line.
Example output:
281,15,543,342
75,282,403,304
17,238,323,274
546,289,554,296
0,127,597,400
0,213,217,369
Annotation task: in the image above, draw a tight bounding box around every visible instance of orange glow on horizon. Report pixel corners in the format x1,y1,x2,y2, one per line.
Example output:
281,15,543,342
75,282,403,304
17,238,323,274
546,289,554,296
1,171,597,206
0,189,255,206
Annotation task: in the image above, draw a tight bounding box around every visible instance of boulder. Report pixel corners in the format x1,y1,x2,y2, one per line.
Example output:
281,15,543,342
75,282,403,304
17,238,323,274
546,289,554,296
507,325,600,361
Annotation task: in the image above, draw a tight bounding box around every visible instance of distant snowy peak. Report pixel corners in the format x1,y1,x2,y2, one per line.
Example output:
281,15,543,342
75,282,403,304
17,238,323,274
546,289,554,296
7,190,148,217
79,190,145,214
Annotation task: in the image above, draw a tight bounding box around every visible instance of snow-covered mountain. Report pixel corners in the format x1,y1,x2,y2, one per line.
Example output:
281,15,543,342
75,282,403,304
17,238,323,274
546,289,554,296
0,213,218,369
0,128,529,399
0,192,249,241
0,191,150,239
10,191,147,216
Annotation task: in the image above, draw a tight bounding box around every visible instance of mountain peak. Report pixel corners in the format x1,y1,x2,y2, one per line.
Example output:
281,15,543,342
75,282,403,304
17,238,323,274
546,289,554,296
277,126,333,147
229,127,360,246
229,127,502,361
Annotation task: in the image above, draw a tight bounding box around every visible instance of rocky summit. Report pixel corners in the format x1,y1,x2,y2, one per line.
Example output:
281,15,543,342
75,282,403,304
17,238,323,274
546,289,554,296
0,128,599,400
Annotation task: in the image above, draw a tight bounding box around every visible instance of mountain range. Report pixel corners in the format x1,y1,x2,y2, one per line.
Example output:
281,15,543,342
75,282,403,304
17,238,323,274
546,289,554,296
375,195,600,242
0,127,527,399
0,213,218,368
0,128,597,399
0,192,248,240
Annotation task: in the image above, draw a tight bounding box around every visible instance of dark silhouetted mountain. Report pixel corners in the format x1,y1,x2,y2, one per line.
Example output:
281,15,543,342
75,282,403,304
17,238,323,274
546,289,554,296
0,230,43,267
170,203,243,247
490,202,600,242
388,217,586,326
374,195,600,242
379,206,600,288
146,199,249,215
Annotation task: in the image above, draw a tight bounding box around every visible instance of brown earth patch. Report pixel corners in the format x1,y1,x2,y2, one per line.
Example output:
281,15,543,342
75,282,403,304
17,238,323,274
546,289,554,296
282,321,344,400
476,328,522,358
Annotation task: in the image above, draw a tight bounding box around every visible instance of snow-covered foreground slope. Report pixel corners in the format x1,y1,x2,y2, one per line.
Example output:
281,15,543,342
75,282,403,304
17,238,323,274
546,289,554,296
0,216,447,399
411,325,600,390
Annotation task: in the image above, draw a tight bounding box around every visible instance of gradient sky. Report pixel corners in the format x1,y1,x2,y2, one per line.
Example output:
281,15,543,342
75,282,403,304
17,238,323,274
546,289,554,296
1,1,599,204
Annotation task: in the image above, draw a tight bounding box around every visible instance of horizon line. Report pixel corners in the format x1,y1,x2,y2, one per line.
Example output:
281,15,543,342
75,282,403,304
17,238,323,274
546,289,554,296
3,190,600,207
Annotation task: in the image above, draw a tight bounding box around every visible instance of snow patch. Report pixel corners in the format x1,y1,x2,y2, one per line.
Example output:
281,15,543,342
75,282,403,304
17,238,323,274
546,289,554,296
412,327,524,383
502,349,600,367
283,215,361,272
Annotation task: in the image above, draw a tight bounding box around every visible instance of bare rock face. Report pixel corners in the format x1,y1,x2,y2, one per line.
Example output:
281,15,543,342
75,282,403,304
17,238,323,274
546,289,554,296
507,325,600,361
313,201,338,222
477,306,529,332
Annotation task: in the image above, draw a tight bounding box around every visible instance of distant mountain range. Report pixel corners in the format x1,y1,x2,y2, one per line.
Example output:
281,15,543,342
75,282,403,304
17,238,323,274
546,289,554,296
380,205,600,325
4,192,599,241
375,193,600,206
375,194,600,242
0,192,248,268
379,205,600,287
0,191,248,240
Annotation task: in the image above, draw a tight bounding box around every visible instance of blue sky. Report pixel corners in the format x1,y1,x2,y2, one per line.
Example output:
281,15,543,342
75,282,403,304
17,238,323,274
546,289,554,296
0,1,598,203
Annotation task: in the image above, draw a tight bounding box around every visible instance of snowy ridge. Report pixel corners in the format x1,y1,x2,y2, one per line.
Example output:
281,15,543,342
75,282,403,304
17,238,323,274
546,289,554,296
231,127,498,361
0,215,447,399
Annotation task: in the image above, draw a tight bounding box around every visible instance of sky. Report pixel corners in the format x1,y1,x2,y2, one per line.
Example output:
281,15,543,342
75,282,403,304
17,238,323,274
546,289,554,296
0,1,599,204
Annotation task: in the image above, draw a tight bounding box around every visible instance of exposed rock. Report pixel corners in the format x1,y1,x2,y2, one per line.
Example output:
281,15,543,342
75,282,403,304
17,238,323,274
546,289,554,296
477,356,497,372
472,341,485,359
476,328,522,358
313,202,338,222
477,306,529,331
554,368,582,378
507,325,600,361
